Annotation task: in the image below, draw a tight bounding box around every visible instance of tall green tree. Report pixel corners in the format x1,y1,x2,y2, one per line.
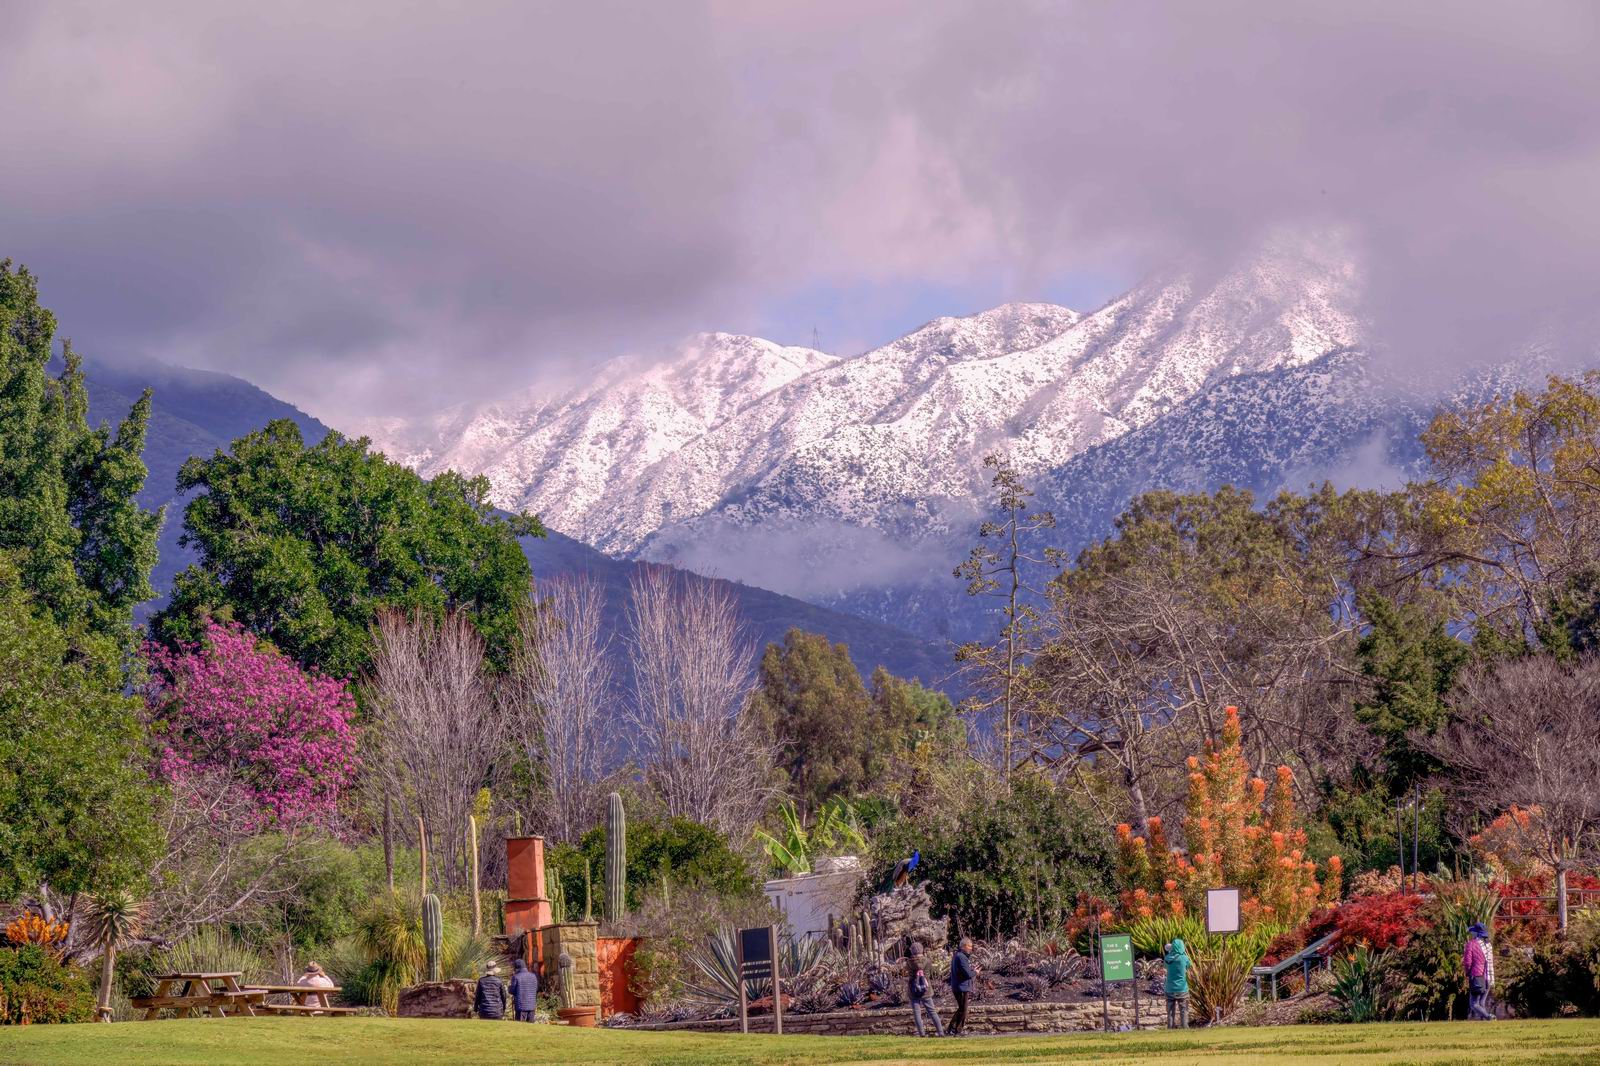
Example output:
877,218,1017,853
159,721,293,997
1353,592,1467,792
0,260,160,646
152,420,543,678
750,628,876,810
0,561,160,901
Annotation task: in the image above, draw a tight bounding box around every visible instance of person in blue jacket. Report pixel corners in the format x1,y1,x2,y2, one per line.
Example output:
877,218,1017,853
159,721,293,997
510,957,540,1022
1163,939,1191,1028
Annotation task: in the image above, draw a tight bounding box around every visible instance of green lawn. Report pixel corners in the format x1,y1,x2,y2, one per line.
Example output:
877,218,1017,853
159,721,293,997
2,1018,1599,1066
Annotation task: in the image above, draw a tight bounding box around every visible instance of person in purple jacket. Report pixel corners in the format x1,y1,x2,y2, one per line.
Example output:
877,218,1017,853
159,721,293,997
1464,922,1493,1020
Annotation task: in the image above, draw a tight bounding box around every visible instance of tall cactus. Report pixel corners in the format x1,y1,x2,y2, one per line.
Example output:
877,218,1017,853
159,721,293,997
605,791,627,921
421,893,443,982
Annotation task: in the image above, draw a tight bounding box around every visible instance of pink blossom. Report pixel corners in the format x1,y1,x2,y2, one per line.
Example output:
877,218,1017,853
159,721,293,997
145,622,359,827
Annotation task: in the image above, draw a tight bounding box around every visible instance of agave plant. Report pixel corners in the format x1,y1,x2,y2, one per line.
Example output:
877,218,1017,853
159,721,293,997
1033,952,1088,988
81,893,146,1022
682,927,831,1008
1013,973,1052,1002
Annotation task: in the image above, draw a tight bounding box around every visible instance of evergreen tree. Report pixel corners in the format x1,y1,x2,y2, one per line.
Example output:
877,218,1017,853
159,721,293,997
1353,592,1467,792
750,628,875,810
153,420,542,678
0,561,159,900
0,260,160,646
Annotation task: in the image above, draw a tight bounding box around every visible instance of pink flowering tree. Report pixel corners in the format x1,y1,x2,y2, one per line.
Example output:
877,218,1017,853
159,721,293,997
145,621,359,827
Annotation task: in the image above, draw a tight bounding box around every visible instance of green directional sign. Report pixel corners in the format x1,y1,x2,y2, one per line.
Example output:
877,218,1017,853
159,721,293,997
1100,933,1134,982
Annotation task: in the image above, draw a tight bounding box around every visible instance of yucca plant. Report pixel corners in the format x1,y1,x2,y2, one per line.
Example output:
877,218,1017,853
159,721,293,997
81,893,146,1022
1330,944,1389,1023
1188,942,1255,1024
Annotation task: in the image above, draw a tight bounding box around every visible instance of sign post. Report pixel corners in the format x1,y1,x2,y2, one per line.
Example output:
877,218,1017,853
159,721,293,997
736,925,782,1035
1204,888,1241,1024
1099,933,1133,1031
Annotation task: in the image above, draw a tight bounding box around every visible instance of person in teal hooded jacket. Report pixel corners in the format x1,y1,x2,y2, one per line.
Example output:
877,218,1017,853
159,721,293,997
1163,940,1191,1028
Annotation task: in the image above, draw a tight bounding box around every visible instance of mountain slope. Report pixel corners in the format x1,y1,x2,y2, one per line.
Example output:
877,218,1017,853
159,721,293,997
83,356,949,684
369,237,1364,617
82,357,333,601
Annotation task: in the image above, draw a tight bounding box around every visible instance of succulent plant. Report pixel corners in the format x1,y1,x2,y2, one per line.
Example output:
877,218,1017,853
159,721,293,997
835,981,865,1009
421,892,443,982
1013,973,1052,1002
605,792,627,921
1034,952,1088,988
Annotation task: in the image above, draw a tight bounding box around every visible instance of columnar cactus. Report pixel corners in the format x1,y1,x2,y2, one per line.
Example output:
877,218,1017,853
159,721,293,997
422,892,443,982
557,952,575,1009
605,791,627,921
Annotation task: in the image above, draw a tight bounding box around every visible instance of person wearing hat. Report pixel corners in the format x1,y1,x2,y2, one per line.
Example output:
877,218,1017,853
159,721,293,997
296,961,335,989
475,960,508,1020
1465,923,1494,1020
905,943,944,1037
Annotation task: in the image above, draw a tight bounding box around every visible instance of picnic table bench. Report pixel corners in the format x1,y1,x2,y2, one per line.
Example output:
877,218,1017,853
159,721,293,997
130,972,265,1019
243,984,359,1016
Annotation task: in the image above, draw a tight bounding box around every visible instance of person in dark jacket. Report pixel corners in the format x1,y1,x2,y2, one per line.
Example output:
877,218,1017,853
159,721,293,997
947,937,976,1036
475,961,508,1020
510,958,540,1022
905,943,945,1037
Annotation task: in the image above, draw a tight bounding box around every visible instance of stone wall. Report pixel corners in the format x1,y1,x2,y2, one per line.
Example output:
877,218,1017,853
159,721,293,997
633,999,1165,1036
541,921,600,1009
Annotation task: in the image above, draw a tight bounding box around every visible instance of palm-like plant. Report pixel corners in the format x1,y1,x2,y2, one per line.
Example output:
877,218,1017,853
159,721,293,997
755,799,868,877
81,893,146,1022
1188,942,1255,1024
1330,944,1390,1023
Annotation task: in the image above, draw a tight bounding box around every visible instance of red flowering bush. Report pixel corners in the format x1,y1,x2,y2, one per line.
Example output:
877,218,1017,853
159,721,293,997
145,621,359,826
1493,872,1600,946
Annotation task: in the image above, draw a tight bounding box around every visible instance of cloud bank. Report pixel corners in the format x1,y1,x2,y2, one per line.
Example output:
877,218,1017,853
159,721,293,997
4,1,1600,422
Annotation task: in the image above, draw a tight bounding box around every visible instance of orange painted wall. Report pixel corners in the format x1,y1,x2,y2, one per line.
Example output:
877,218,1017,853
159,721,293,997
597,936,642,1017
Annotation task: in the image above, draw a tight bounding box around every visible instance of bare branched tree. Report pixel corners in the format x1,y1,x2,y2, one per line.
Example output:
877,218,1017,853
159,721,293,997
1427,655,1600,930
626,566,773,839
502,574,613,845
366,609,502,889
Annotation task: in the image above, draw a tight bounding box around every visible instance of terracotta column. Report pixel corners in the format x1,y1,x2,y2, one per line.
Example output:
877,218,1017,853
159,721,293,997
504,836,552,968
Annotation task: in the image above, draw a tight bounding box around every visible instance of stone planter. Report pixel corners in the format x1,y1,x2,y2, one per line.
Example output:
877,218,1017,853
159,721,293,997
396,979,473,1019
558,1005,598,1027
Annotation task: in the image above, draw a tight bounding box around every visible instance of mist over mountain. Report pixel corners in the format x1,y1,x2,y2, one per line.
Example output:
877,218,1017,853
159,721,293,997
364,237,1576,641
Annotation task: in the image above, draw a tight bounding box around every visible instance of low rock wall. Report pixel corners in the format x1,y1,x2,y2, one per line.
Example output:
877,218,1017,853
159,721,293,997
633,998,1164,1036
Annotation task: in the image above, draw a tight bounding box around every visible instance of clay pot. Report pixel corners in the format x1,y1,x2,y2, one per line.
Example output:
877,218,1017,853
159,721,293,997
557,1006,598,1027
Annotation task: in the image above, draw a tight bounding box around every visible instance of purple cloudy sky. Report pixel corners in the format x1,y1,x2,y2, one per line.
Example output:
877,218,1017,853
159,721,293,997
4,1,1600,423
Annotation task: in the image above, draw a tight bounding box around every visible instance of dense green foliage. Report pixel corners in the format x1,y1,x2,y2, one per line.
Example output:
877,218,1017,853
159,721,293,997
0,260,160,647
0,945,95,1025
752,629,962,810
869,776,1115,941
552,816,758,916
153,419,542,677
0,562,159,900
1353,593,1466,791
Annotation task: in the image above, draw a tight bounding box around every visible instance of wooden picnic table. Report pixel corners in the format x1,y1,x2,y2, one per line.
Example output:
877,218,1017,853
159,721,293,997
130,972,265,1019
243,984,358,1015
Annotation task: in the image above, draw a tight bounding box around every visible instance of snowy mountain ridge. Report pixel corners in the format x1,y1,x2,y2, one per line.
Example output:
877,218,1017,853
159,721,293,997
369,237,1364,598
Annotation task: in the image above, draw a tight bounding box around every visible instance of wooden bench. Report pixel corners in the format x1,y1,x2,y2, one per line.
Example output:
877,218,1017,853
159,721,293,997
242,983,353,1017
132,972,264,1019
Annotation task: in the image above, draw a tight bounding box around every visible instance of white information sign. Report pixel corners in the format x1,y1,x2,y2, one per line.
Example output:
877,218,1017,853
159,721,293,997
1205,887,1241,934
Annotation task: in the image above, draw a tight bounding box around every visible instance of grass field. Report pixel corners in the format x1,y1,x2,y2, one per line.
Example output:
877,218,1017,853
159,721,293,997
2,1018,1600,1066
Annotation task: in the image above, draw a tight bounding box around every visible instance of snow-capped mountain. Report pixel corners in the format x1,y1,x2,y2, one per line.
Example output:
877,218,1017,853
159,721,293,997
366,235,1370,629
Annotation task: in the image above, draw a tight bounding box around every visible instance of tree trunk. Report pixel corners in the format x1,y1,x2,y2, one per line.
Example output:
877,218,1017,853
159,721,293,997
1557,866,1570,933
469,815,482,937
96,944,116,1022
383,794,395,891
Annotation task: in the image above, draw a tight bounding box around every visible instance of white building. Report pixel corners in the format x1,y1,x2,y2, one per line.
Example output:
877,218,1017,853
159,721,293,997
763,856,865,940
